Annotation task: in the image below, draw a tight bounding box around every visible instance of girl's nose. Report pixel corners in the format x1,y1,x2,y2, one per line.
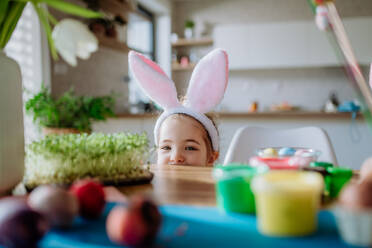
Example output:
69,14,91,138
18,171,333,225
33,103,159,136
171,150,185,163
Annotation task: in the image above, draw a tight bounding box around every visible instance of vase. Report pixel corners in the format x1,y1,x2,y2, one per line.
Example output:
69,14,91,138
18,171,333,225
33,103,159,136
184,27,193,39
0,50,25,195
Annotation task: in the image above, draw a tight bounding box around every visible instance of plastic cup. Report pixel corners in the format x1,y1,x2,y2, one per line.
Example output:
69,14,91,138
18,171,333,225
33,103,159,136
251,170,324,236
213,164,268,214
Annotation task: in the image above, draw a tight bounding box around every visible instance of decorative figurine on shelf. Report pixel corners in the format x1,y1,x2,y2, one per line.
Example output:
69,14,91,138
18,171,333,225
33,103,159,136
249,101,258,113
184,20,195,39
180,56,190,67
324,92,339,113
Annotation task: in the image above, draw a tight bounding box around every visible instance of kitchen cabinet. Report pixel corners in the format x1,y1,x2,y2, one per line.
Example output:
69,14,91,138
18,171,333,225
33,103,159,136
213,17,372,69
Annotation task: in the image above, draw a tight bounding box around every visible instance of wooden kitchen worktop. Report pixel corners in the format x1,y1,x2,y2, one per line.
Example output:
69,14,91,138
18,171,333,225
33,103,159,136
104,164,360,207
114,111,362,119
105,164,216,206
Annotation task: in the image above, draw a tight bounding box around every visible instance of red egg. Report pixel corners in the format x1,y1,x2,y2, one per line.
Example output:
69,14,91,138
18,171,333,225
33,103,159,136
106,196,162,247
70,179,106,219
28,185,79,228
0,198,49,248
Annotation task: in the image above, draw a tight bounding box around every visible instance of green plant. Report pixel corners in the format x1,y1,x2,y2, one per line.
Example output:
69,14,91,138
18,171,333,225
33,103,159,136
185,20,195,29
0,0,103,59
25,85,116,132
24,133,150,187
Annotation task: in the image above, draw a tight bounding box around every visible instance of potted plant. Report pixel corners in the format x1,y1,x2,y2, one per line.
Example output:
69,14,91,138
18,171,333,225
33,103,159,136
0,1,102,195
184,19,195,39
25,86,116,135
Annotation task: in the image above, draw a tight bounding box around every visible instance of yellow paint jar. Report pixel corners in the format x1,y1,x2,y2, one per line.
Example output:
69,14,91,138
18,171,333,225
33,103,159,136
251,171,323,237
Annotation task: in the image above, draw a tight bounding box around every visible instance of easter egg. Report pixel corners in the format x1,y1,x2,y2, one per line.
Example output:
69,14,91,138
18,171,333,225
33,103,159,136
288,155,314,167
106,196,162,247
278,147,296,156
339,180,372,209
294,149,307,156
70,179,105,219
0,198,49,248
261,148,278,158
28,185,79,228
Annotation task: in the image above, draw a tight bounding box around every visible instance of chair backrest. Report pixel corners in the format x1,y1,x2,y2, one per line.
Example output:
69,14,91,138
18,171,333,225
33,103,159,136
223,126,338,165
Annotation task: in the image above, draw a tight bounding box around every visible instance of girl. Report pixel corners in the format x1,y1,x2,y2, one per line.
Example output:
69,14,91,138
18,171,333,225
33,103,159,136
129,49,229,166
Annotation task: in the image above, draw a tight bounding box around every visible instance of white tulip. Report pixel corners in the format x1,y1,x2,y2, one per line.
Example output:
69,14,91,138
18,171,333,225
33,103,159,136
52,19,98,67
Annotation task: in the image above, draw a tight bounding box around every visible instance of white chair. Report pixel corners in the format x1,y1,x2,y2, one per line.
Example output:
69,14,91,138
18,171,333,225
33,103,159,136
223,126,338,165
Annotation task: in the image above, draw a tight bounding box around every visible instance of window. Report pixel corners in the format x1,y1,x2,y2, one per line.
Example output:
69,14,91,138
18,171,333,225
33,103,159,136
127,5,155,110
5,3,46,144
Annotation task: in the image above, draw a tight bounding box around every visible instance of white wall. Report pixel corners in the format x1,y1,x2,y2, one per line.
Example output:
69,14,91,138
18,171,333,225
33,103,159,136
220,67,360,112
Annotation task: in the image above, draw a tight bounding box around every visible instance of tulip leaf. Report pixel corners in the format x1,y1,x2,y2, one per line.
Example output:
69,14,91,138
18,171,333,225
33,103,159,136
40,0,103,18
0,0,9,28
0,2,26,48
32,2,58,60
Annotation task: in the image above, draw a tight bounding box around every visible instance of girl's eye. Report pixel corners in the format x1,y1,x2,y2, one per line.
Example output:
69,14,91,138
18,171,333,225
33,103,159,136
160,146,171,150
185,146,198,151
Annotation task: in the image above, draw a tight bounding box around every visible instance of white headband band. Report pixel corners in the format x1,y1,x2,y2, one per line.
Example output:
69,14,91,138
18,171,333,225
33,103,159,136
154,107,219,151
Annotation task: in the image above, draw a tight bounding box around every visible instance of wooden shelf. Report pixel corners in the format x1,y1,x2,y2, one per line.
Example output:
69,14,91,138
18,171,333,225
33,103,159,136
172,38,213,47
172,63,196,71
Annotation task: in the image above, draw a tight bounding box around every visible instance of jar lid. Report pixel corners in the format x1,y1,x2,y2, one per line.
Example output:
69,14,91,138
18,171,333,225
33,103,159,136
327,167,353,177
251,170,324,193
310,161,334,169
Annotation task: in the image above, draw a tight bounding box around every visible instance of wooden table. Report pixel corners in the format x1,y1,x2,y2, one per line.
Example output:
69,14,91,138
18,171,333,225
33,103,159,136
104,164,216,206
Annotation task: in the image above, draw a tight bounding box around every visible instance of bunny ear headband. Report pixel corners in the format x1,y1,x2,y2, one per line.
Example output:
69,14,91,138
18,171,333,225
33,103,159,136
128,48,229,151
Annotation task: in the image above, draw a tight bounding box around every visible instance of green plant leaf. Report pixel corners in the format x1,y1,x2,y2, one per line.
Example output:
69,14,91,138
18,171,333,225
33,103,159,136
26,86,116,131
307,0,317,14
0,0,9,28
32,2,58,60
24,133,150,187
39,0,103,18
0,2,26,48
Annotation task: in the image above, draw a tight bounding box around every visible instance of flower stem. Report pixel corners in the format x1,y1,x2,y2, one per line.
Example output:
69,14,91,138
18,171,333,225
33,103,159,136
32,2,58,60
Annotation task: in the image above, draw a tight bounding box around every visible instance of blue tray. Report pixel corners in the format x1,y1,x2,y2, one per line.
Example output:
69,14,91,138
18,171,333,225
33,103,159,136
37,203,355,248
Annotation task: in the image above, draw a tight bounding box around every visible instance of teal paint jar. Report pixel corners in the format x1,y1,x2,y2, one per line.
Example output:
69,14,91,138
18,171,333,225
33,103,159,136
213,164,268,214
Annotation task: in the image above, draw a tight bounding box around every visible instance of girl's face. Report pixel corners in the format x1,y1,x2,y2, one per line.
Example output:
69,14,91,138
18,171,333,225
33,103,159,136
157,115,217,166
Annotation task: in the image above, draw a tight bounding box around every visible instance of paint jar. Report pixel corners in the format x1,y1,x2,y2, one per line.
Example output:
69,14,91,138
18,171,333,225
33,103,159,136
213,164,268,214
251,170,324,236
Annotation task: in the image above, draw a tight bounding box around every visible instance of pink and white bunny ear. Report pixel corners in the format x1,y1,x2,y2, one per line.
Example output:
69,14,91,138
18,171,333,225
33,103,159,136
128,51,181,109
184,48,228,113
